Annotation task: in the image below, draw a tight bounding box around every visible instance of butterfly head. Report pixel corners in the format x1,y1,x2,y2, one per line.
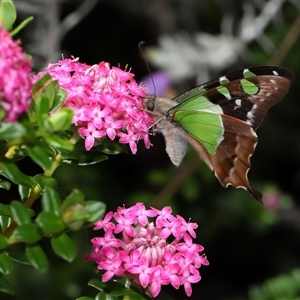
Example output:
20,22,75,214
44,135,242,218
143,95,156,112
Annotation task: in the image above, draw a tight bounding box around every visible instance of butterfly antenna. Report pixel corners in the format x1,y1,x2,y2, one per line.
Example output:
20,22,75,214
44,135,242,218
138,41,156,96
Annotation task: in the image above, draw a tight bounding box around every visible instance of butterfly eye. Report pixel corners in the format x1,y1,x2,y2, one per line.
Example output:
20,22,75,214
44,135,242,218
146,98,155,111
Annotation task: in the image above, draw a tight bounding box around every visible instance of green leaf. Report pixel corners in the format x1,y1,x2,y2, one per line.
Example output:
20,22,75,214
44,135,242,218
36,211,65,234
18,184,31,202
0,0,16,31
33,174,58,191
35,81,60,128
32,74,52,100
36,94,51,129
11,224,42,243
1,161,33,187
48,108,73,132
84,201,106,223
0,234,8,249
44,132,74,151
0,251,12,275
10,200,32,225
88,278,105,291
61,189,85,212
0,204,11,217
41,187,61,215
25,243,48,271
61,145,108,166
96,139,128,155
0,123,27,140
95,292,117,300
0,275,14,295
0,179,11,190
10,16,34,36
0,216,10,232
50,88,67,112
26,144,52,170
62,204,86,231
5,248,30,265
76,297,94,300
51,233,76,262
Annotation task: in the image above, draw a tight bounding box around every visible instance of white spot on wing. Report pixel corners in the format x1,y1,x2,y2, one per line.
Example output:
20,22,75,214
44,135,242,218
235,99,241,106
270,79,276,85
273,70,279,76
247,104,258,124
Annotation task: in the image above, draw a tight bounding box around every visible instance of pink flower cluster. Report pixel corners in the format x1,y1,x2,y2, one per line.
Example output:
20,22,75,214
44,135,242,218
32,58,154,153
85,203,209,298
0,26,32,122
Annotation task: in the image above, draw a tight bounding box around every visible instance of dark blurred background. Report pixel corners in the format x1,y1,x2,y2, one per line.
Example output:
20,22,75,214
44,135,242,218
6,1,300,299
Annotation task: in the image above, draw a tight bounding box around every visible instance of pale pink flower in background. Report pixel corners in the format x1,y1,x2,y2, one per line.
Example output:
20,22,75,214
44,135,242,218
84,203,209,298
0,26,32,122
32,58,154,153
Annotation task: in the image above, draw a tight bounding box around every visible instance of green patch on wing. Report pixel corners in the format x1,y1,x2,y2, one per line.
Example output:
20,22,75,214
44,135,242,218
172,109,224,154
240,79,259,95
170,95,223,114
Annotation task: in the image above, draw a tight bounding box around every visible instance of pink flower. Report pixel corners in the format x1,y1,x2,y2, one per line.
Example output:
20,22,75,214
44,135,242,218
0,26,32,122
84,203,208,298
32,58,154,153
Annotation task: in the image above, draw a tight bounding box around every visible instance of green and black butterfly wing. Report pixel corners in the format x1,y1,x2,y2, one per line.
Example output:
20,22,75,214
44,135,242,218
167,66,293,200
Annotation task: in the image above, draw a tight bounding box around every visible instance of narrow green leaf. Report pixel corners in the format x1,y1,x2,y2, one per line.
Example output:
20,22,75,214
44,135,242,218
36,80,60,115
61,189,85,212
36,211,65,234
25,243,48,271
11,224,42,243
33,174,58,191
1,161,33,187
5,248,30,265
0,179,11,190
0,275,14,295
51,233,76,262
0,0,16,30
0,216,10,232
26,145,52,170
48,108,73,132
41,187,61,215
0,234,8,249
10,201,31,225
10,16,34,36
36,94,51,129
84,201,106,223
0,251,12,275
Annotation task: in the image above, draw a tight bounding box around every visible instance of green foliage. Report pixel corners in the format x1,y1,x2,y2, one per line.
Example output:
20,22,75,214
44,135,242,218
0,8,124,293
249,268,300,300
83,278,152,300
0,0,16,31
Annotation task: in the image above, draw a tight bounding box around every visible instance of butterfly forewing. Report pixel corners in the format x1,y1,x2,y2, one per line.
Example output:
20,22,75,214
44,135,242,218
169,66,293,130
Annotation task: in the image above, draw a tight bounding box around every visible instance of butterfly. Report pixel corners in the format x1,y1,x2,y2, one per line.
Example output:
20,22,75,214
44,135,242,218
143,66,293,201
